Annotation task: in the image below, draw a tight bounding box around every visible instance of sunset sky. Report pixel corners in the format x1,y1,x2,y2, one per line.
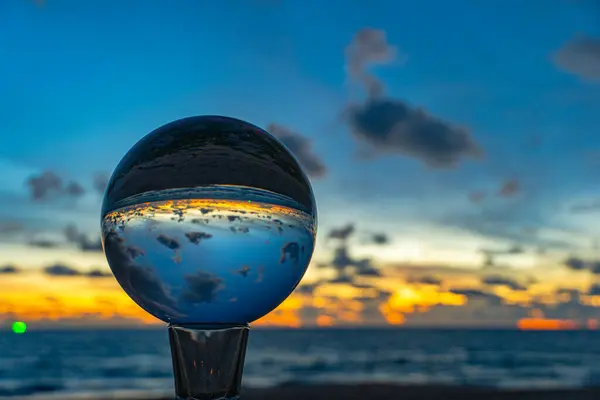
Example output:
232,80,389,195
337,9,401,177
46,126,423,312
1,0,600,330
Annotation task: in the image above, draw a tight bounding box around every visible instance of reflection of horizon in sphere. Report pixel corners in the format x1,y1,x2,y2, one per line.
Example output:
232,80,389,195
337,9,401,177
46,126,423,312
101,116,317,325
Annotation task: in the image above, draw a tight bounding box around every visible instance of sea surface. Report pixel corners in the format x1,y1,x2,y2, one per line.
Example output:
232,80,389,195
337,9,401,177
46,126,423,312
1,328,600,399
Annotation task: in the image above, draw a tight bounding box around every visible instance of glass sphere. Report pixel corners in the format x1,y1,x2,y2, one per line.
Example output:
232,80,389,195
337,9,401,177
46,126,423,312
101,116,317,325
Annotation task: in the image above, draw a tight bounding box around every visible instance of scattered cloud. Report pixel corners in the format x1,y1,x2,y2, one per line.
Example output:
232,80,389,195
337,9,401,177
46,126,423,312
181,271,224,304
280,242,300,264
64,224,103,252
450,288,501,302
565,256,587,271
481,275,526,291
407,275,442,285
267,123,326,178
589,284,600,296
103,230,181,319
498,179,520,197
43,263,112,278
345,28,398,98
26,171,86,201
0,265,19,274
185,231,213,244
320,224,382,282
93,172,110,195
345,98,483,168
370,233,389,245
44,264,81,276
553,35,600,82
87,269,113,278
328,224,355,241
157,233,180,250
26,171,62,201
343,28,483,169
28,238,61,249
64,181,85,198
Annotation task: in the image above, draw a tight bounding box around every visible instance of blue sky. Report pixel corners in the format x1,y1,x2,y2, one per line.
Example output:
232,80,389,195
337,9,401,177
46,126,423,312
1,0,600,328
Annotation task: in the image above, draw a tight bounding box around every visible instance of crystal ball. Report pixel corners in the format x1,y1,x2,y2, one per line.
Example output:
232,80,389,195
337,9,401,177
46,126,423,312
101,116,317,325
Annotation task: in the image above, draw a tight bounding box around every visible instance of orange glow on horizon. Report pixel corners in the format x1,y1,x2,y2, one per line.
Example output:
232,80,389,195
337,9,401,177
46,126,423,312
517,318,579,330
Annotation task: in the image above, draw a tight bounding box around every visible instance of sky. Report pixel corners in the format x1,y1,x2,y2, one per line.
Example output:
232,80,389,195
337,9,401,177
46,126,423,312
1,0,600,330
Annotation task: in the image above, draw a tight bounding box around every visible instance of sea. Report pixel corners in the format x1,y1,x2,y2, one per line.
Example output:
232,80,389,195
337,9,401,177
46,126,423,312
1,328,600,399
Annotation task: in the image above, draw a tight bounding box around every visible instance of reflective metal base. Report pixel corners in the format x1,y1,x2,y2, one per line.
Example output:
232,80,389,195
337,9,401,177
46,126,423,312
168,323,249,400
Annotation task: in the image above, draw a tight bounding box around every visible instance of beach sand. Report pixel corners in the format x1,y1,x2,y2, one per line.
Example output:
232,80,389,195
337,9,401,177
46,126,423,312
115,384,600,400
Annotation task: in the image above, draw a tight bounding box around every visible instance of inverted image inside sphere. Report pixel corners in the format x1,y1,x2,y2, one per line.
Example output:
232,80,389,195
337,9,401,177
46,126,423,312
101,116,317,325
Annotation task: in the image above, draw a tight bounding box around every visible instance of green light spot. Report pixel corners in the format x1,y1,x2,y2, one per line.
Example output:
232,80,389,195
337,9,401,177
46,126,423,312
12,321,26,334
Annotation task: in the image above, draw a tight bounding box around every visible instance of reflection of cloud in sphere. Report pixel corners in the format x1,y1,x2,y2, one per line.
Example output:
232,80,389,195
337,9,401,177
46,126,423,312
157,234,180,250
185,231,213,244
280,242,300,264
103,231,181,321
181,271,224,304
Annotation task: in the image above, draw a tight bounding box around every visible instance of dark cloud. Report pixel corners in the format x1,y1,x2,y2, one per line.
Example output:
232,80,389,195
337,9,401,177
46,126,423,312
235,265,251,277
185,231,213,244
589,261,600,274
345,98,483,168
449,288,501,303
0,265,19,274
28,239,61,249
328,274,355,284
354,258,381,277
328,224,355,241
44,264,81,276
42,264,110,278
64,181,85,198
565,256,588,271
26,171,86,201
343,28,482,169
267,123,326,178
407,275,441,285
331,246,354,271
345,28,397,97
498,179,520,197
279,242,300,264
325,243,381,280
589,284,600,296
79,238,103,252
481,244,524,257
93,172,110,195
556,288,581,299
27,171,62,200
103,230,180,319
294,282,320,295
64,224,103,252
181,271,224,304
481,275,526,291
371,233,389,245
86,269,113,278
553,35,600,82
156,234,180,250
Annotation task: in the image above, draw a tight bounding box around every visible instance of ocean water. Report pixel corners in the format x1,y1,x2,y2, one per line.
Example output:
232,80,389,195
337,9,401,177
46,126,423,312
1,328,600,399
102,186,316,325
